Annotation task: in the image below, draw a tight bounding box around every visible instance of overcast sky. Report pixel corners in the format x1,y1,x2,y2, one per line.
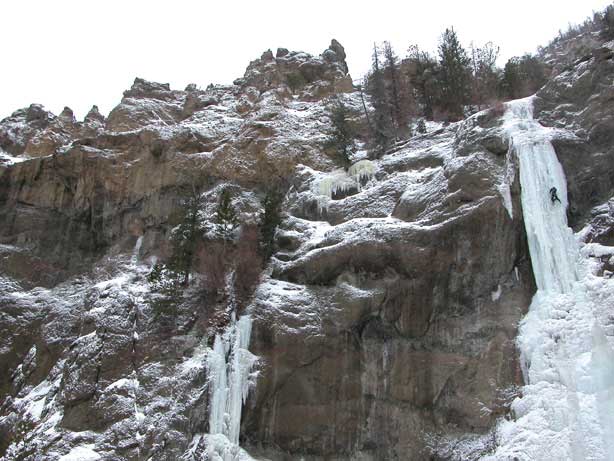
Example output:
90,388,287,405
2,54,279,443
1,0,612,120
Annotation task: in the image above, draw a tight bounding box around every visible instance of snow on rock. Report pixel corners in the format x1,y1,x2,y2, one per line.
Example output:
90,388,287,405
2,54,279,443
0,149,33,166
58,445,101,461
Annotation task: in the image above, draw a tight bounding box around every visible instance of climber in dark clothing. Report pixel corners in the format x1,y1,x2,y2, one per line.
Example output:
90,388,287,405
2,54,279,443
550,187,561,204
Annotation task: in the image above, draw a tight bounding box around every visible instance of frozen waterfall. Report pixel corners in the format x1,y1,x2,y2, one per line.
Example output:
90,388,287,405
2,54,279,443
486,98,614,460
204,314,257,461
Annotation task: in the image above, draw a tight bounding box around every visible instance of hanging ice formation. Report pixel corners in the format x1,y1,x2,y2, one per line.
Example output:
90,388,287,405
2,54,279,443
204,314,257,461
312,160,376,213
486,98,614,460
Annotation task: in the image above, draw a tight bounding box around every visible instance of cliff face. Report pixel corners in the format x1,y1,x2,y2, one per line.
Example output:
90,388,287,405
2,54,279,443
0,33,612,461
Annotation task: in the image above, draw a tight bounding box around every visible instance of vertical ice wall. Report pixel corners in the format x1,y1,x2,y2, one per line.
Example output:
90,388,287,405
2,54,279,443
507,100,579,294
486,98,614,460
205,314,257,461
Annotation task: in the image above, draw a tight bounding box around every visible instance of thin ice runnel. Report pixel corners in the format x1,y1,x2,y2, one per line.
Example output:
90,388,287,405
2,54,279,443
485,97,614,460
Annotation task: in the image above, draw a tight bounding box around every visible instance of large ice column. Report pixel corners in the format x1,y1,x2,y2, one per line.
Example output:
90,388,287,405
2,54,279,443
206,314,257,461
485,98,614,461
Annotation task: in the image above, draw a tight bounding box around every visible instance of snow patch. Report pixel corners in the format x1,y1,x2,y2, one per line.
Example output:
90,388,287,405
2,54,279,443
58,445,101,461
491,284,502,302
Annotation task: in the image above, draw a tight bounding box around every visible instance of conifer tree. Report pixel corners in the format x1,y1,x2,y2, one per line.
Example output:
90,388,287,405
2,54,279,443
147,263,183,315
416,118,427,134
500,55,546,100
384,42,407,138
407,45,439,120
368,43,393,158
259,188,283,260
326,99,356,170
215,188,239,241
602,5,614,39
147,188,208,315
167,192,207,286
438,28,471,120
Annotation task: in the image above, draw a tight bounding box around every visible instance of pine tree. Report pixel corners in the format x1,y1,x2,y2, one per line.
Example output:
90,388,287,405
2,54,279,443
167,192,206,286
259,188,283,260
215,188,239,241
147,263,183,315
384,42,406,138
602,5,614,39
326,99,356,170
407,45,439,120
438,28,471,120
368,43,394,158
147,189,207,315
416,118,427,134
501,58,522,100
500,55,546,100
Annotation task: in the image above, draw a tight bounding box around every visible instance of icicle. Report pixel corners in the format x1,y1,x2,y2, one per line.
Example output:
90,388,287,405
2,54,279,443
348,159,376,183
311,161,376,214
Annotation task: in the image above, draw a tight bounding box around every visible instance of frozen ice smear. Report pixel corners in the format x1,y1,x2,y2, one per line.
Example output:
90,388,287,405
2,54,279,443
485,98,614,460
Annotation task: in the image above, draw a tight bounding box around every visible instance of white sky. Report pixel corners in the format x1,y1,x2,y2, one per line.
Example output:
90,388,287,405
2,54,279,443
1,0,612,120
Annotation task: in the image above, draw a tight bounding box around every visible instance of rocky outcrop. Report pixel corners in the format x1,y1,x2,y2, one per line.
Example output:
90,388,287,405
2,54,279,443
235,39,353,101
534,38,614,228
0,104,55,156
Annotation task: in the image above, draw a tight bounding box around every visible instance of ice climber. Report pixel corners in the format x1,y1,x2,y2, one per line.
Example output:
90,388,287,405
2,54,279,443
550,187,561,204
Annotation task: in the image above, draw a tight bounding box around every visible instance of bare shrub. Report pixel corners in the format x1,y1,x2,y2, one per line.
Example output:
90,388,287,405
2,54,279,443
234,225,263,309
490,100,506,118
197,241,229,297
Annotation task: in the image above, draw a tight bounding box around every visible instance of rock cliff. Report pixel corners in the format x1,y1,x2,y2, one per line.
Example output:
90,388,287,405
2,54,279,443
0,32,613,461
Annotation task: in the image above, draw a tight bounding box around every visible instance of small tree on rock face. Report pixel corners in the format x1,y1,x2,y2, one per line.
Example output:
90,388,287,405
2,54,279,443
416,118,427,134
259,188,283,260
197,241,228,298
215,188,239,241
147,263,184,315
325,99,356,170
234,225,263,308
148,188,208,315
167,193,208,286
287,72,307,93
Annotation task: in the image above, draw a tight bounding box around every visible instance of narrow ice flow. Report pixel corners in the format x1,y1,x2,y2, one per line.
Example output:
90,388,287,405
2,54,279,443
131,235,144,266
205,314,257,461
485,98,614,460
